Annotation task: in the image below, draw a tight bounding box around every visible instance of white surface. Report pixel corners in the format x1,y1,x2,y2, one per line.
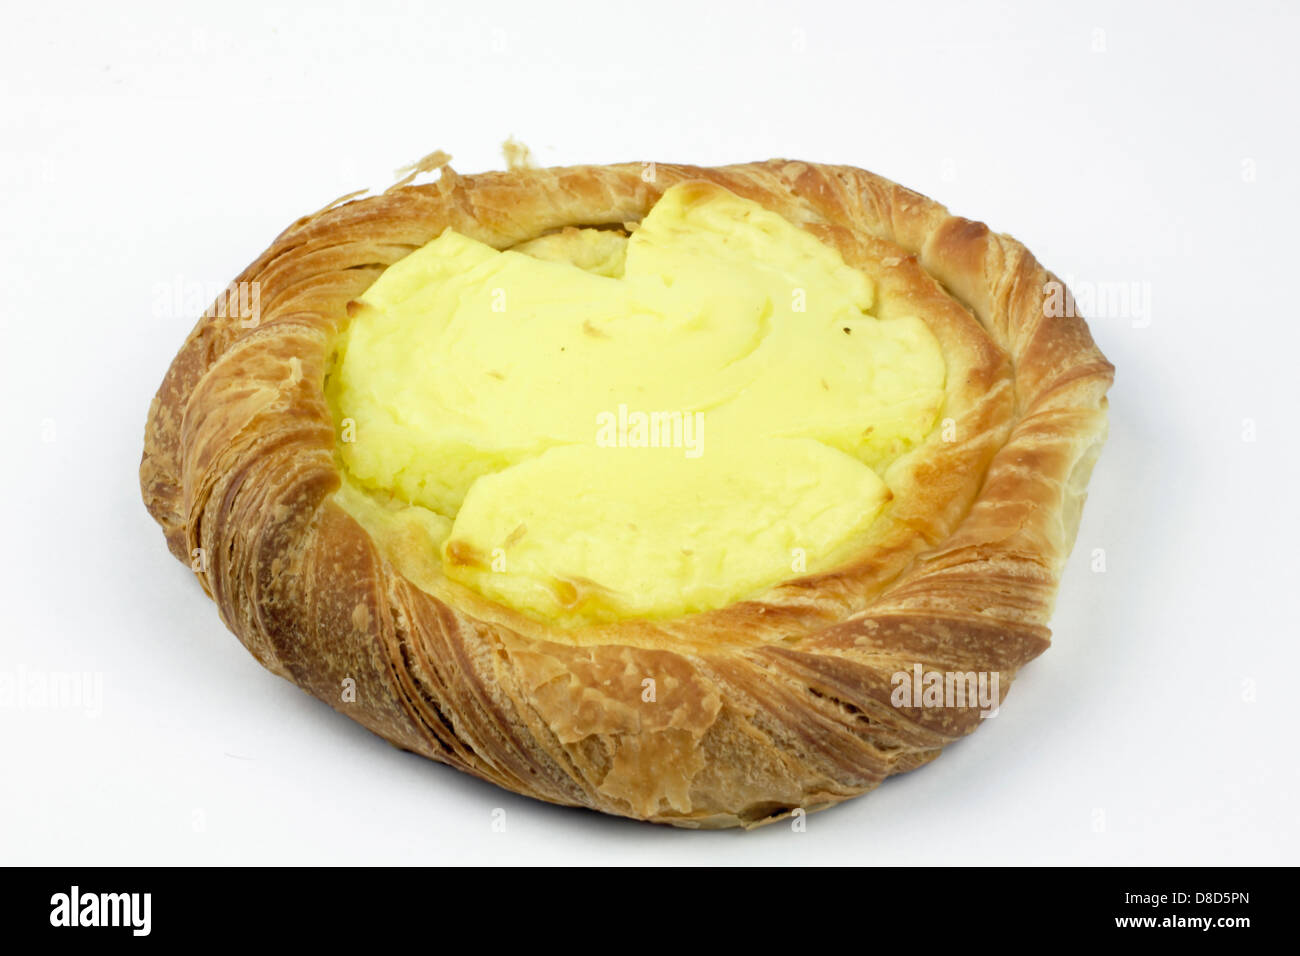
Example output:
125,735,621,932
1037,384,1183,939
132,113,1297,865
1,0,1296,866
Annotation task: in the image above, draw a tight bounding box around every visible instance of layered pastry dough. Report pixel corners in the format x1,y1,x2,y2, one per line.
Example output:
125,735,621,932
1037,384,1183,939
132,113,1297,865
141,158,1113,827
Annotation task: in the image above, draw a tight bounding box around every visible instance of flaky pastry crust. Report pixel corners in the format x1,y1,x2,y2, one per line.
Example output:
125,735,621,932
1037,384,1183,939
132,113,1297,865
141,159,1113,827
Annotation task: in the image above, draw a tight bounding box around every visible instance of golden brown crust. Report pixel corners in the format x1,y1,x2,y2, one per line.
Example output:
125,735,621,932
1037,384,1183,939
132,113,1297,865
140,159,1113,827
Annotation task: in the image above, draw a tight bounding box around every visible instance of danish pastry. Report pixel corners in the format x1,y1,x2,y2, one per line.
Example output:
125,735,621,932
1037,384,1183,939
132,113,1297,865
140,157,1113,827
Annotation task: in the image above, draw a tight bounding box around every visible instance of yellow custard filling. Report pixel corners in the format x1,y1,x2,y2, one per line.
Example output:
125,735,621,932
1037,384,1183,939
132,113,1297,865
327,181,946,624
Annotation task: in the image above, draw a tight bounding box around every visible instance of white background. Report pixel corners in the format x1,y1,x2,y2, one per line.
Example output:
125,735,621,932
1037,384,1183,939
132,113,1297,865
2,0,1296,865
